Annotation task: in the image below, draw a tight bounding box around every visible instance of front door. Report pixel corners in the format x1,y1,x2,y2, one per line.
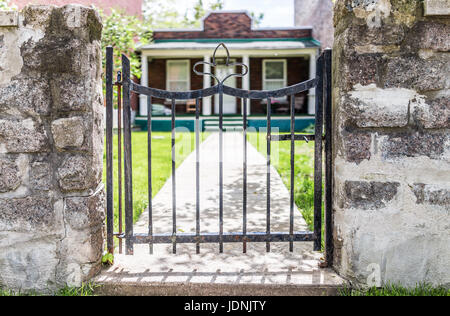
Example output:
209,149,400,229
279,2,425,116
215,64,237,115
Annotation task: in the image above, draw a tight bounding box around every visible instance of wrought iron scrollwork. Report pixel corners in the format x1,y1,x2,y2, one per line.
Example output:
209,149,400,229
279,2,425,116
193,43,249,85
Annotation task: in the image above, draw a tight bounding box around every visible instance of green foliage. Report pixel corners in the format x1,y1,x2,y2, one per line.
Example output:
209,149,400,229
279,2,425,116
100,8,152,79
0,0,16,10
0,283,98,296
55,283,98,296
102,252,115,266
250,12,265,27
340,283,450,297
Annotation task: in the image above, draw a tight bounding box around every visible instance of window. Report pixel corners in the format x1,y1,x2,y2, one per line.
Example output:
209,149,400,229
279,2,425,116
167,60,190,92
263,59,287,91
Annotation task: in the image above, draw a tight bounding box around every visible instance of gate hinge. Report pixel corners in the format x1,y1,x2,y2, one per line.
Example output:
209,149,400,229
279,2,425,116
114,71,122,86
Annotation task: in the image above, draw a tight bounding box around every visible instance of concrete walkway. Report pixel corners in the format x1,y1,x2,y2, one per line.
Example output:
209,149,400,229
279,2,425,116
96,132,345,296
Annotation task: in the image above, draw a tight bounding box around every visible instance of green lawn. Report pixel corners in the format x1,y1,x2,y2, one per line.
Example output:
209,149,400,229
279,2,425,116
0,283,98,296
103,131,209,231
247,132,317,232
339,284,450,296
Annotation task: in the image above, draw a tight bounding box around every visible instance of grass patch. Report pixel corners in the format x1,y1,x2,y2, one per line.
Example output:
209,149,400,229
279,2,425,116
0,283,97,296
339,283,450,296
247,132,318,232
103,132,209,231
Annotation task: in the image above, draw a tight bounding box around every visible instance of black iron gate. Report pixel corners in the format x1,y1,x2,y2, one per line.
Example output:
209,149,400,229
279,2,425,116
105,44,333,266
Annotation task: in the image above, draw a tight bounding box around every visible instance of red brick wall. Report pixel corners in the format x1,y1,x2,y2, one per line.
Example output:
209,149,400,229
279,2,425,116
154,12,312,40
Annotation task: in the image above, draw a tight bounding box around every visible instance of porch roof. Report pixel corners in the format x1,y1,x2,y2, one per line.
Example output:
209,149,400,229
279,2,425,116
137,38,320,52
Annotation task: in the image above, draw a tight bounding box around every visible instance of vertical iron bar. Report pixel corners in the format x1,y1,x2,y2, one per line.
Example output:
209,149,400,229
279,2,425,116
243,98,248,254
290,95,295,253
219,85,224,254
105,46,114,255
117,80,123,254
148,96,153,255
314,54,324,252
266,97,271,253
324,49,333,266
122,54,134,255
195,98,201,254
171,98,177,254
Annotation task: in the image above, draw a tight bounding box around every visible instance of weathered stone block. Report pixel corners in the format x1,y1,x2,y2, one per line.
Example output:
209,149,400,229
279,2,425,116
344,181,400,210
412,184,450,206
64,187,105,231
342,132,372,164
380,131,448,160
0,241,59,292
0,119,48,153
0,158,21,193
0,11,18,27
0,196,59,232
424,0,450,16
347,84,417,127
50,76,93,112
342,53,383,90
412,96,450,129
349,23,406,47
383,54,450,91
0,78,51,116
57,155,101,192
57,224,104,286
51,117,85,150
405,22,450,52
29,162,52,191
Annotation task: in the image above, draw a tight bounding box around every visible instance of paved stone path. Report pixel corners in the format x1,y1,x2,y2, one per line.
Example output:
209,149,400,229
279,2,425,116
97,133,345,293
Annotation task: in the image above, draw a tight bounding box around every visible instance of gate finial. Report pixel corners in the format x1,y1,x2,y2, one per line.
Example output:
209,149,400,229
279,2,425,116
193,43,249,85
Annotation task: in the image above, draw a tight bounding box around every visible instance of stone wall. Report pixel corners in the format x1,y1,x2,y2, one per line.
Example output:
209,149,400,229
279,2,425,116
333,0,449,287
0,5,105,292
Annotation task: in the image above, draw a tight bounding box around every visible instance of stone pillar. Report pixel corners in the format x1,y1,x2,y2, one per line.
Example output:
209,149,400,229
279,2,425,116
333,0,449,287
139,54,148,117
0,5,105,292
202,55,212,116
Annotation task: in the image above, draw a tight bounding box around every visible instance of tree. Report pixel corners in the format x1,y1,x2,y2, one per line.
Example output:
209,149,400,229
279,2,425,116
0,0,16,10
100,8,152,79
250,12,265,27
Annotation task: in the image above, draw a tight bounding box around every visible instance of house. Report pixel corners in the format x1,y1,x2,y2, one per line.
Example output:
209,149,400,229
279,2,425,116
137,11,320,120
10,0,143,16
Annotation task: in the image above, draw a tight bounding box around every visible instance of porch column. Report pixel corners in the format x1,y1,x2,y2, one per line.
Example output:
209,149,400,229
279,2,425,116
242,55,251,115
202,55,212,116
139,54,149,117
307,50,317,115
